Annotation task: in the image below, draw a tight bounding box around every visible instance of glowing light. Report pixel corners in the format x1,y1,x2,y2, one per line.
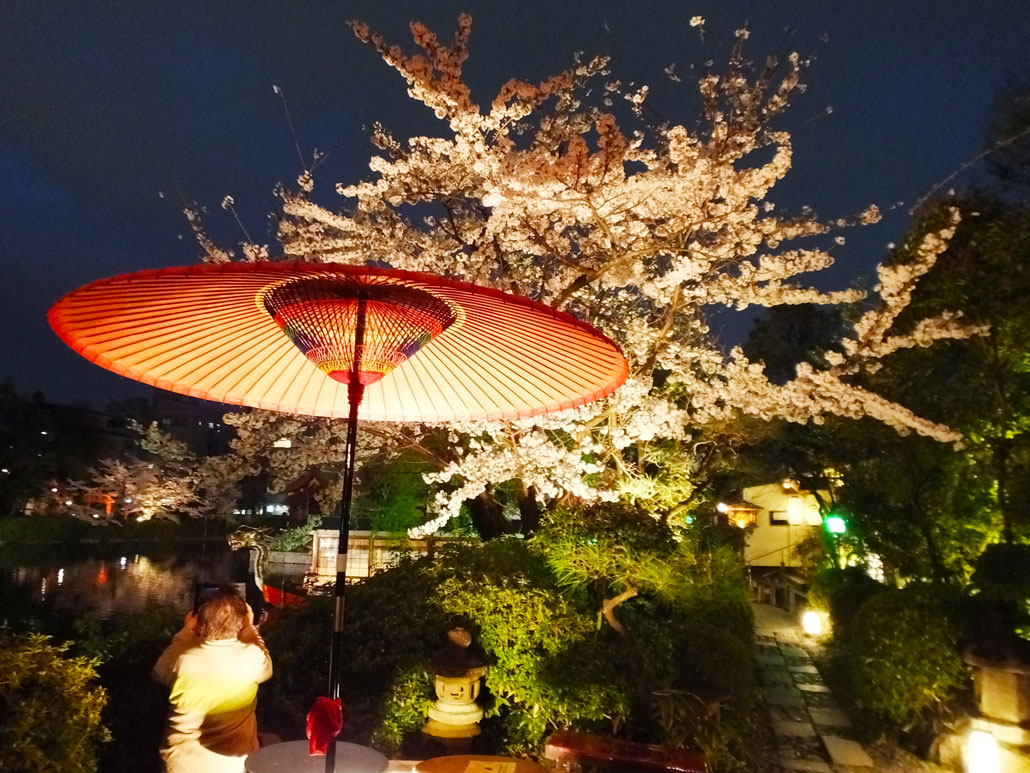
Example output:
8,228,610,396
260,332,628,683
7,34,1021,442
92,513,100,519
716,502,729,513
51,487,58,493
65,500,72,506
787,496,803,525
801,610,824,636
825,515,847,534
272,438,293,449
964,730,1000,773
136,516,144,522
57,568,64,585
0,468,8,473
119,556,127,569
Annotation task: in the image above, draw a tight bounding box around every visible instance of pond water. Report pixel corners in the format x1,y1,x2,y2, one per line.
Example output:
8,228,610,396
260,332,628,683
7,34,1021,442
0,541,254,631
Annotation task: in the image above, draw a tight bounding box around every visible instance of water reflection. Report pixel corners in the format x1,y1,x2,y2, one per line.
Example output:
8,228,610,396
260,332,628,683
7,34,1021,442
0,543,241,628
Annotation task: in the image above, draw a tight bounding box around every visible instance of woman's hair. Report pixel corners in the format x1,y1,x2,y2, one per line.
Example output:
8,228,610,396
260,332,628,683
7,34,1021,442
197,588,248,640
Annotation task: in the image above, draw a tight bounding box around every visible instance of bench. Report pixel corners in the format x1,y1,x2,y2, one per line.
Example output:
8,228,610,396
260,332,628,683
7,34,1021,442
544,730,708,773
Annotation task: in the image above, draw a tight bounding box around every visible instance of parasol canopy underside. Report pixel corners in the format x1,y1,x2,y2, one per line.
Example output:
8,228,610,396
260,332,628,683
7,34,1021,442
49,262,629,423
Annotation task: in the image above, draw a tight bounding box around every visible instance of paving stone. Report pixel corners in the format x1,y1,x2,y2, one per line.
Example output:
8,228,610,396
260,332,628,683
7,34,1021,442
759,652,787,667
822,735,873,767
770,704,810,722
760,668,795,686
780,643,810,658
779,736,827,758
764,687,806,707
797,683,831,693
774,720,817,738
809,707,852,728
792,671,825,685
788,663,820,674
779,756,832,772
802,693,840,710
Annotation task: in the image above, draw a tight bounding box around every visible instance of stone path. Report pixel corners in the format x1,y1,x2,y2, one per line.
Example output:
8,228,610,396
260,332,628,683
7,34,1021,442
753,602,875,773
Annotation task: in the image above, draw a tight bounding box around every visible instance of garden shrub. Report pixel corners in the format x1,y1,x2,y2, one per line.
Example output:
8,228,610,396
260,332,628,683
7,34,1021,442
258,556,446,749
808,565,883,637
71,609,180,773
261,521,758,765
428,538,628,753
970,542,1030,640
0,632,109,773
842,584,967,728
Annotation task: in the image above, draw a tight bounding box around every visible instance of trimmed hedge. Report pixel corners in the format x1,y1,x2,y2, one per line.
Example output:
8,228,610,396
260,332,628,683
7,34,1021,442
842,584,967,727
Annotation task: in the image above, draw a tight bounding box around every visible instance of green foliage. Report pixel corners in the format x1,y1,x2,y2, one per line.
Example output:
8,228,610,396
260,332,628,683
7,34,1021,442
265,516,321,552
532,504,682,598
971,542,1030,639
807,566,883,638
742,304,847,386
259,557,446,750
261,525,756,765
841,585,967,728
428,538,622,752
355,452,435,533
0,515,228,544
370,665,435,752
0,632,109,773
71,610,180,773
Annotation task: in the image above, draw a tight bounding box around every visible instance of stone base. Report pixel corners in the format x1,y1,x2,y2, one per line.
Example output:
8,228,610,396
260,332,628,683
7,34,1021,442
423,719,481,740
937,723,1030,773
972,718,1030,773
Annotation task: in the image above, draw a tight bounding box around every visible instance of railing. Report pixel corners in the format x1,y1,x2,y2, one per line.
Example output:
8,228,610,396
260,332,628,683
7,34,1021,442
749,565,808,612
310,529,473,580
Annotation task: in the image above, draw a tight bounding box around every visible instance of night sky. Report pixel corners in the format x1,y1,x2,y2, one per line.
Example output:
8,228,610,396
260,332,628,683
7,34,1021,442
2,1,1028,408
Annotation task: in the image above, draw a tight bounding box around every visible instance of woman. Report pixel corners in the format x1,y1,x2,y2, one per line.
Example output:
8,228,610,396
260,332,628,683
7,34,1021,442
153,588,273,772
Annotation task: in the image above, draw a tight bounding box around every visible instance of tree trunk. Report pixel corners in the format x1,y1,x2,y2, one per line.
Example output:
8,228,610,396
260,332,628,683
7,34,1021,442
466,490,510,540
517,484,542,535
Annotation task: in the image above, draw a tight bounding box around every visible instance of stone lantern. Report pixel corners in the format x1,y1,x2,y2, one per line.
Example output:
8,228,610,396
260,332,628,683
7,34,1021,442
961,636,1030,773
423,627,488,750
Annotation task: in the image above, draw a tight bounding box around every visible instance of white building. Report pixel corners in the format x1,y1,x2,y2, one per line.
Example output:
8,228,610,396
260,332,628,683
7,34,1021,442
722,481,825,567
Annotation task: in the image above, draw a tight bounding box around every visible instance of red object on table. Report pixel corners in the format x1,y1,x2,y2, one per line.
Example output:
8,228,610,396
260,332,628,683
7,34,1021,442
544,730,708,772
306,697,344,756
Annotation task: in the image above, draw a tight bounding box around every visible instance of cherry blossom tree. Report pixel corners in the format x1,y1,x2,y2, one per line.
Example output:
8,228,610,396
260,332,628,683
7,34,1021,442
72,424,237,522
196,16,983,537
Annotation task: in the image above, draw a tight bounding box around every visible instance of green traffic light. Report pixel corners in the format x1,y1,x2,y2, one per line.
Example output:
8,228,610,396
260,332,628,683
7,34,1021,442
825,515,847,534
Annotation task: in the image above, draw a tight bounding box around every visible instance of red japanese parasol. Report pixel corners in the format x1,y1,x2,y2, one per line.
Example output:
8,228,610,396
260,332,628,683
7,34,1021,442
49,260,627,770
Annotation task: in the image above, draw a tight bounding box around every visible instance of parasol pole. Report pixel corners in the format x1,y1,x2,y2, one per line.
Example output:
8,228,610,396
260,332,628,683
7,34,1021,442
325,291,367,773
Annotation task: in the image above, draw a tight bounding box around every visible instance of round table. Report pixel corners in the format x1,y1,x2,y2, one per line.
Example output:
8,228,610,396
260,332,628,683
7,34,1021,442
245,741,388,773
414,755,548,773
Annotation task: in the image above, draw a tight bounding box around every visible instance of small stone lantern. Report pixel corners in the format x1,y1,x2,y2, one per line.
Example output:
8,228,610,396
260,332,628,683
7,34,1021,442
423,628,488,749
962,636,1030,773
